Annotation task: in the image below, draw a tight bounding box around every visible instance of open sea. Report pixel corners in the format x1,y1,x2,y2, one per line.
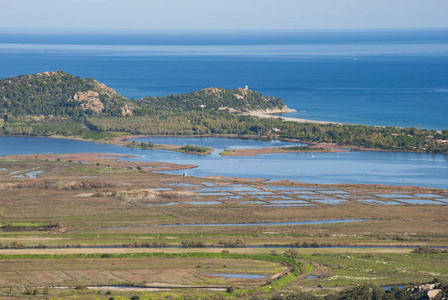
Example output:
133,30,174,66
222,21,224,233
0,30,447,130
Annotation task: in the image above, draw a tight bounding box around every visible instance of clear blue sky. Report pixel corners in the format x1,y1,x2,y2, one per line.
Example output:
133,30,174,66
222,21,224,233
1,0,447,33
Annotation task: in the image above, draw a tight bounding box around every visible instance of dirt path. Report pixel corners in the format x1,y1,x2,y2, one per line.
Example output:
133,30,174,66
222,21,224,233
0,247,413,255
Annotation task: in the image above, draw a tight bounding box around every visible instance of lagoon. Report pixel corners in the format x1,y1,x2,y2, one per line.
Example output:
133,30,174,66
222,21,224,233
0,136,447,189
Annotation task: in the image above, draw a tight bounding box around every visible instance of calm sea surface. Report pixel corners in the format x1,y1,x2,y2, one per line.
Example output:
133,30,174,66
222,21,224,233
0,30,447,130
0,137,447,189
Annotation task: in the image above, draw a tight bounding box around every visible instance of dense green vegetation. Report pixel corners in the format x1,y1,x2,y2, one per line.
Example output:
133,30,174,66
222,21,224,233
1,71,448,153
0,71,128,118
177,144,211,153
138,87,285,112
127,140,155,149
0,251,299,267
84,113,448,152
285,146,327,151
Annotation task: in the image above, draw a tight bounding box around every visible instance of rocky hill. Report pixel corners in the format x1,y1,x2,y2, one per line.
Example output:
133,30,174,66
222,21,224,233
138,86,291,112
0,72,291,119
0,71,131,118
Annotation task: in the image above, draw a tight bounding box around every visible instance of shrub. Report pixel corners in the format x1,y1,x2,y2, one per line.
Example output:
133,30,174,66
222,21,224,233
413,246,442,254
178,145,209,153
285,249,299,259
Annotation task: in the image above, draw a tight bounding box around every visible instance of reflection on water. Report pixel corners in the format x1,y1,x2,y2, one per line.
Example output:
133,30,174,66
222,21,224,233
269,200,309,204
395,199,441,205
382,285,405,291
185,201,221,205
414,194,443,198
147,202,178,206
313,199,347,205
169,183,200,187
1,137,448,189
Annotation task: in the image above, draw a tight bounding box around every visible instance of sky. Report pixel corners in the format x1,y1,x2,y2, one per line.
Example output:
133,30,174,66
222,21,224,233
1,0,447,33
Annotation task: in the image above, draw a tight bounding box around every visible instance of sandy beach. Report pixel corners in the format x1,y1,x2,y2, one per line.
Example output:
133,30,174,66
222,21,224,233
243,111,342,125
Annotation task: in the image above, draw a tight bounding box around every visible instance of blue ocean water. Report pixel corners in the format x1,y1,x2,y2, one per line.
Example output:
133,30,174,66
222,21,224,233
0,30,447,130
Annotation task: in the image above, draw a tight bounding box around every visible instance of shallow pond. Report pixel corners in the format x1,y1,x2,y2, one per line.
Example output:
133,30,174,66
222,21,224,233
377,194,415,198
197,186,260,192
313,199,347,204
382,285,405,291
264,204,316,207
413,194,443,198
147,202,178,206
197,192,233,196
265,186,327,191
141,219,369,228
395,199,441,205
268,200,309,204
102,219,371,229
169,183,200,187
218,196,244,200
184,201,221,205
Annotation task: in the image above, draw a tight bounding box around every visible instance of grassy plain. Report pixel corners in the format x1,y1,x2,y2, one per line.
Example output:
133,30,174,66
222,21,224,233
0,153,447,298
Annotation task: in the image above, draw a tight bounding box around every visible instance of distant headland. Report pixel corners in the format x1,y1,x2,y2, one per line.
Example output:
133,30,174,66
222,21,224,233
0,71,447,153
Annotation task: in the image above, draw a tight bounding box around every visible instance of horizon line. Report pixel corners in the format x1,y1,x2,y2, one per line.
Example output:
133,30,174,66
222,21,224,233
1,27,448,35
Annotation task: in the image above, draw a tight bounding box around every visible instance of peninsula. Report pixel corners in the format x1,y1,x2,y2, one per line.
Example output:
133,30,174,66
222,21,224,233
1,71,447,153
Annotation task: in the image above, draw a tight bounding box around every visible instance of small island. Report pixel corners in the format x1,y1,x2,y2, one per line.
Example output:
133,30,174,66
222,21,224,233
220,145,331,156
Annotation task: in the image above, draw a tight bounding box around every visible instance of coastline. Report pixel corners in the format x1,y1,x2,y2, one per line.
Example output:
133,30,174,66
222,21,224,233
0,153,198,172
1,133,432,157
241,110,343,125
219,145,348,156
